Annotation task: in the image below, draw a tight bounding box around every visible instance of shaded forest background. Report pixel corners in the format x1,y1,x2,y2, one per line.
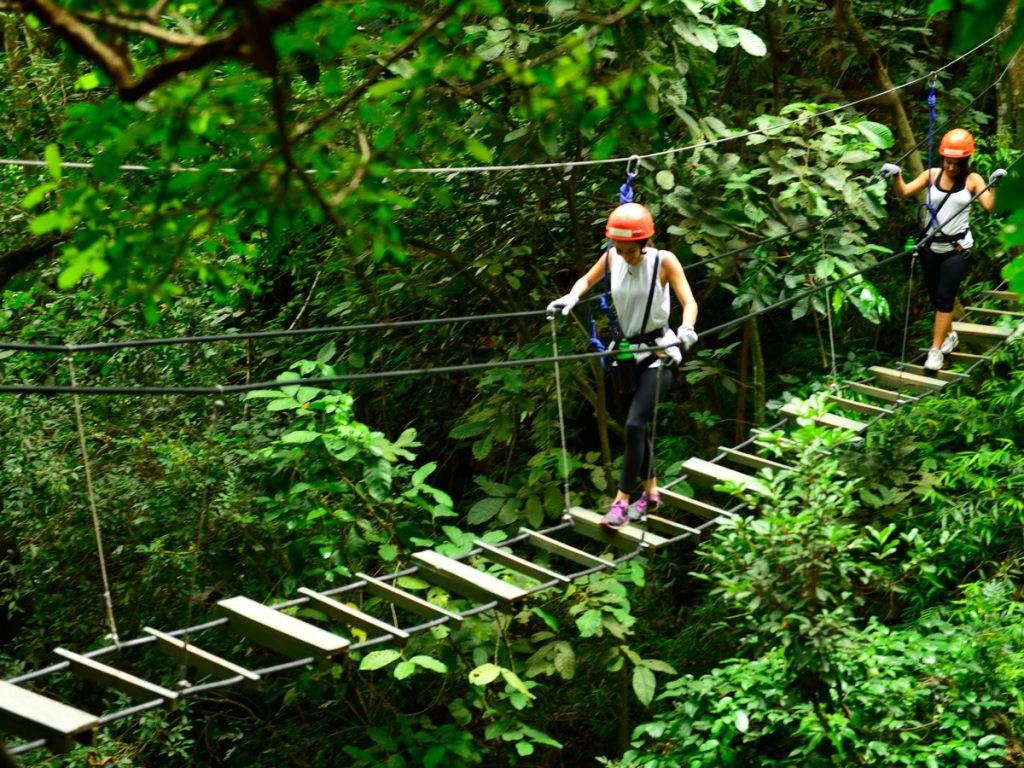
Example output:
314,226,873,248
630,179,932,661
2,0,1024,765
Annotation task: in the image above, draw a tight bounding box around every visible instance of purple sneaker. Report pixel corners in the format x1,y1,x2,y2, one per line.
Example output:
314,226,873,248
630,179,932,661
601,499,630,528
628,493,661,522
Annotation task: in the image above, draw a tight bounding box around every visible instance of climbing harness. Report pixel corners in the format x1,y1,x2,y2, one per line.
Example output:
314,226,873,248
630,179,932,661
67,355,120,649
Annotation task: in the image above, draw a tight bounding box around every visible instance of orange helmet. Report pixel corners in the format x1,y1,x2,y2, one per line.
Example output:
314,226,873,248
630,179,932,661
939,128,975,158
606,203,654,241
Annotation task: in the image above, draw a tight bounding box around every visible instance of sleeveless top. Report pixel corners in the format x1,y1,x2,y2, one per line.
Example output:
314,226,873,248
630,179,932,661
925,170,974,254
609,247,671,363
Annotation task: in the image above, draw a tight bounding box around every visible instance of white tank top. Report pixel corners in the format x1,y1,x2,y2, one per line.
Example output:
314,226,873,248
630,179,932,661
609,246,671,340
925,171,974,254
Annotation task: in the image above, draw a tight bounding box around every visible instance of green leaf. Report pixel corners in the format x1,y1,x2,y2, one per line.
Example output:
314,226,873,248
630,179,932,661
424,745,447,768
655,170,675,190
393,661,417,679
410,655,447,673
75,72,101,91
469,663,502,686
449,420,490,439
464,137,493,163
516,742,535,756
532,607,559,632
736,27,767,57
359,649,401,671
44,144,62,182
281,430,321,444
21,182,57,210
411,461,437,487
632,665,657,706
736,0,766,10
575,609,602,638
547,0,575,18
467,497,503,524
855,121,895,149
267,398,301,411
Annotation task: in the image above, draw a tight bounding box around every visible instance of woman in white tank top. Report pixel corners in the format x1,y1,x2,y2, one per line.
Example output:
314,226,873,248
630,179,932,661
880,128,1004,371
546,203,699,528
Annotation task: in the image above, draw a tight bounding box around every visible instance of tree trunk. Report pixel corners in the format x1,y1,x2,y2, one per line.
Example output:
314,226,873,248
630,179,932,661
829,0,925,180
749,317,766,427
997,1,1024,146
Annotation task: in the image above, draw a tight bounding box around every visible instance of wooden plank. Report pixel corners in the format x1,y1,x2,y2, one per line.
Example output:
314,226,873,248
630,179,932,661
951,321,1013,341
657,487,735,520
644,514,702,538
567,507,668,550
715,446,792,472
827,394,892,418
897,363,969,382
965,305,1024,318
0,681,97,754
412,550,529,611
978,290,1020,302
218,596,348,664
356,572,464,627
519,528,612,570
868,366,947,393
844,380,918,404
781,402,867,434
297,588,410,646
682,457,769,496
472,540,570,584
53,649,179,708
143,627,261,690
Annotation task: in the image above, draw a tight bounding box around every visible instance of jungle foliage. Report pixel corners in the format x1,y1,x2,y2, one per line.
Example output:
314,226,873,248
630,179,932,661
1,0,1023,766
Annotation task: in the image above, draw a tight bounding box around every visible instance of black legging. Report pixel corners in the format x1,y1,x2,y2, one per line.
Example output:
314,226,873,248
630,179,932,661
919,247,970,312
617,362,672,494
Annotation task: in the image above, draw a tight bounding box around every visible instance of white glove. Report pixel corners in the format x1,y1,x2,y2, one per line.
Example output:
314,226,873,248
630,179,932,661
655,329,682,366
988,168,1007,187
546,293,578,316
879,163,902,180
677,324,698,352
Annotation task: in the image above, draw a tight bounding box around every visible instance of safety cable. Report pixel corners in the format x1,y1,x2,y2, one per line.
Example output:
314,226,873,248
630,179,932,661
0,248,909,396
0,27,1007,179
67,356,121,648
549,318,574,520
821,231,839,390
178,398,222,686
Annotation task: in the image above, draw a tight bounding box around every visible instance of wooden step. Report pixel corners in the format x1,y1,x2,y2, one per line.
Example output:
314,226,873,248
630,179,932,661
218,596,349,666
978,290,1020,302
0,681,98,754
952,321,1014,342
658,486,736,520
356,572,465,627
898,363,969,382
827,394,892,418
844,380,918,404
681,457,770,496
965,305,1024,318
868,366,947,393
412,550,529,611
472,540,570,585
296,588,410,646
567,507,669,550
54,649,179,708
780,403,868,434
143,627,261,690
519,528,612,570
715,446,793,473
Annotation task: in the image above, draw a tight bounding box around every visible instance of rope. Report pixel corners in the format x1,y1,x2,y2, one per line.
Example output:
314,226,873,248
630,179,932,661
0,248,914,397
821,233,839,390
0,27,1006,179
549,319,574,521
66,356,121,648
178,398,222,686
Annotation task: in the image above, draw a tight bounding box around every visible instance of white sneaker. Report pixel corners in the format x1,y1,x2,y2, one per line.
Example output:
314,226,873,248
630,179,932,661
940,331,959,355
924,348,944,371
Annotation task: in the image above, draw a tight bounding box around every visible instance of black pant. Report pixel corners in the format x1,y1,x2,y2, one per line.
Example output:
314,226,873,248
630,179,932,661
919,247,970,313
617,362,672,494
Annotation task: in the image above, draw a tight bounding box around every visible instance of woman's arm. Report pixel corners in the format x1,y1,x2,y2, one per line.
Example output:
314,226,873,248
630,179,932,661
969,172,997,213
892,168,934,198
660,252,698,327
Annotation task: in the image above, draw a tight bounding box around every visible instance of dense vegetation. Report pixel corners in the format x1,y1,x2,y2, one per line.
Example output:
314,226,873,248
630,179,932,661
1,0,1023,765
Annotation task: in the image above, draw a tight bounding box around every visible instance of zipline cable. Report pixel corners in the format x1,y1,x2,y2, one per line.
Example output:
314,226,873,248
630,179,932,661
0,247,911,396
67,355,121,648
0,27,1007,179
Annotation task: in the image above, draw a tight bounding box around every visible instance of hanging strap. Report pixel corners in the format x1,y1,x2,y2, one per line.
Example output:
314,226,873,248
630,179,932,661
923,79,938,224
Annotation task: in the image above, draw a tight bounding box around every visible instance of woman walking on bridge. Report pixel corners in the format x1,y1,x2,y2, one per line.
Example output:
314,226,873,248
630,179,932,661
880,128,1006,371
547,203,699,529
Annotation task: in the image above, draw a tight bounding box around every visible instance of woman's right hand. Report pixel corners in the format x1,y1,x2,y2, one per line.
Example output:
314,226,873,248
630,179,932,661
546,294,578,316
